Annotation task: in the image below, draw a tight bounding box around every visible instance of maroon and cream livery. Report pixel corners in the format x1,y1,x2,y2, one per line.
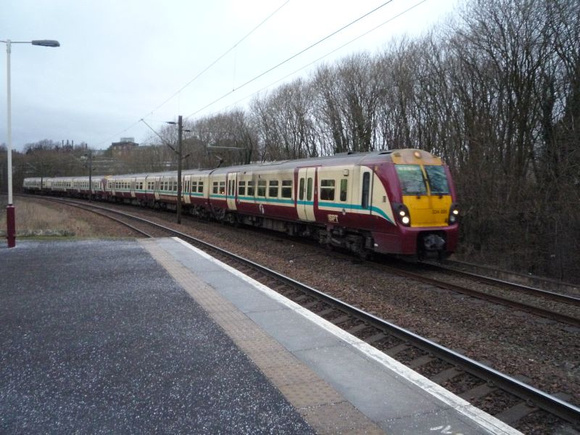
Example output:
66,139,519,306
23,149,459,258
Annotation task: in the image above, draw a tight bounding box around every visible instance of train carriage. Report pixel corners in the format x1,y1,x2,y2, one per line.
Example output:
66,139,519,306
206,149,458,258
22,148,459,259
183,170,211,216
23,177,44,193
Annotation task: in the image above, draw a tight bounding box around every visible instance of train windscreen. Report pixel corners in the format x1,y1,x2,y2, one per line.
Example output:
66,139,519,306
396,165,450,195
424,166,450,195
396,165,427,195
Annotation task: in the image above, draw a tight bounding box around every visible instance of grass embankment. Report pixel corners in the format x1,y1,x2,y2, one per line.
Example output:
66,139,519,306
0,197,96,238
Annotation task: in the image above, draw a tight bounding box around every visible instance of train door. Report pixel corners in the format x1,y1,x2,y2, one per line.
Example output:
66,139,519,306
154,177,160,201
183,176,191,204
226,172,237,211
297,167,316,221
360,167,373,215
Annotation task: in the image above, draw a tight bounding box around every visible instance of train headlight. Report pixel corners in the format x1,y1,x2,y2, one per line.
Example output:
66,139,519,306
448,204,459,224
392,203,411,227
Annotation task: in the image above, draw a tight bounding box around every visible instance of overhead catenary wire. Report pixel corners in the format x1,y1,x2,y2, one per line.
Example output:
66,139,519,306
218,0,429,115
99,0,423,147
185,0,396,120
141,0,291,121
91,1,290,149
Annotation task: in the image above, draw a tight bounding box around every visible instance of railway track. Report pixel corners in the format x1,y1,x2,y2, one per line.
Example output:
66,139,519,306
36,196,580,433
425,261,580,305
380,262,580,328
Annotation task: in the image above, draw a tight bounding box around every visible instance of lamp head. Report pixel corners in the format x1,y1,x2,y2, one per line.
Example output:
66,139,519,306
31,40,60,48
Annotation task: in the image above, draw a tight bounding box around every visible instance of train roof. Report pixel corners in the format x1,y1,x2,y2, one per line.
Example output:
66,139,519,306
23,149,444,183
210,148,442,174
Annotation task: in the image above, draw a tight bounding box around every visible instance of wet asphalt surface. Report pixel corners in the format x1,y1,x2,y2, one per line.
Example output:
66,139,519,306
0,240,313,434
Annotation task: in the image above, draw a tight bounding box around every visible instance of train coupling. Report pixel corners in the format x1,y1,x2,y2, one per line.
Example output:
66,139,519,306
422,233,445,252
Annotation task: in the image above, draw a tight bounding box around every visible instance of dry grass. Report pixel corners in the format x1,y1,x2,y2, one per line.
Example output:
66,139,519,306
0,198,95,237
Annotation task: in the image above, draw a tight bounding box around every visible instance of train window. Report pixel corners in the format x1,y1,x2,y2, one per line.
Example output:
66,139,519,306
320,179,335,201
219,181,226,194
396,165,427,195
340,179,348,201
299,179,305,200
213,182,219,194
191,181,197,193
247,180,255,196
424,166,450,195
268,180,279,198
307,178,313,201
198,182,204,193
257,179,267,197
238,181,246,196
281,180,292,198
362,172,370,209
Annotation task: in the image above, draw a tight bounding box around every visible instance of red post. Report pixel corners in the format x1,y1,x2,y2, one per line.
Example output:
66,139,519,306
6,204,15,248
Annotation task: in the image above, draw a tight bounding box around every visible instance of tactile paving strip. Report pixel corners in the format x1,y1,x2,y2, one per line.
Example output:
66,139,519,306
141,239,385,434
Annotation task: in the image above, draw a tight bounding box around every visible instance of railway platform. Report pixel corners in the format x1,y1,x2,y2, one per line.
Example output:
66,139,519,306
0,238,521,434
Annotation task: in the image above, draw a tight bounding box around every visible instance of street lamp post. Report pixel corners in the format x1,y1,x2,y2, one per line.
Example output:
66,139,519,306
2,39,59,248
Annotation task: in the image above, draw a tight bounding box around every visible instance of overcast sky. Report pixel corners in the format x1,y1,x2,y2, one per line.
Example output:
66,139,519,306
1,0,459,152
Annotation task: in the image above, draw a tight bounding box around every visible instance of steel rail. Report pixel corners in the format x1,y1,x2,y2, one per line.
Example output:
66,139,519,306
381,264,580,328
423,262,580,307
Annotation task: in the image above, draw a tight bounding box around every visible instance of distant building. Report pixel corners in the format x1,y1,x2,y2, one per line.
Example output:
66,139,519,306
109,138,138,158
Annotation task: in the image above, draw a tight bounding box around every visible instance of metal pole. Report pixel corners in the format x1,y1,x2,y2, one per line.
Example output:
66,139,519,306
5,40,15,248
177,115,183,224
88,149,92,202
2,38,58,248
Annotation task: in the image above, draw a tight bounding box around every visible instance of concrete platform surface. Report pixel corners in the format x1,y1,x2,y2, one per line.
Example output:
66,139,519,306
0,238,521,434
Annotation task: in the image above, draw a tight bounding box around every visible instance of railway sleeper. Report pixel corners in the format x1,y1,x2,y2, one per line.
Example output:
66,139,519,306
408,355,435,369
385,343,410,357
459,383,497,401
494,402,538,425
431,367,464,384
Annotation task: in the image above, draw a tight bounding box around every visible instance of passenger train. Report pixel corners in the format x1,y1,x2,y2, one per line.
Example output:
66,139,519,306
23,149,459,259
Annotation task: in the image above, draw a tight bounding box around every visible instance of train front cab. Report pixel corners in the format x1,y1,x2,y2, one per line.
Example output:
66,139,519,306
382,149,459,258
